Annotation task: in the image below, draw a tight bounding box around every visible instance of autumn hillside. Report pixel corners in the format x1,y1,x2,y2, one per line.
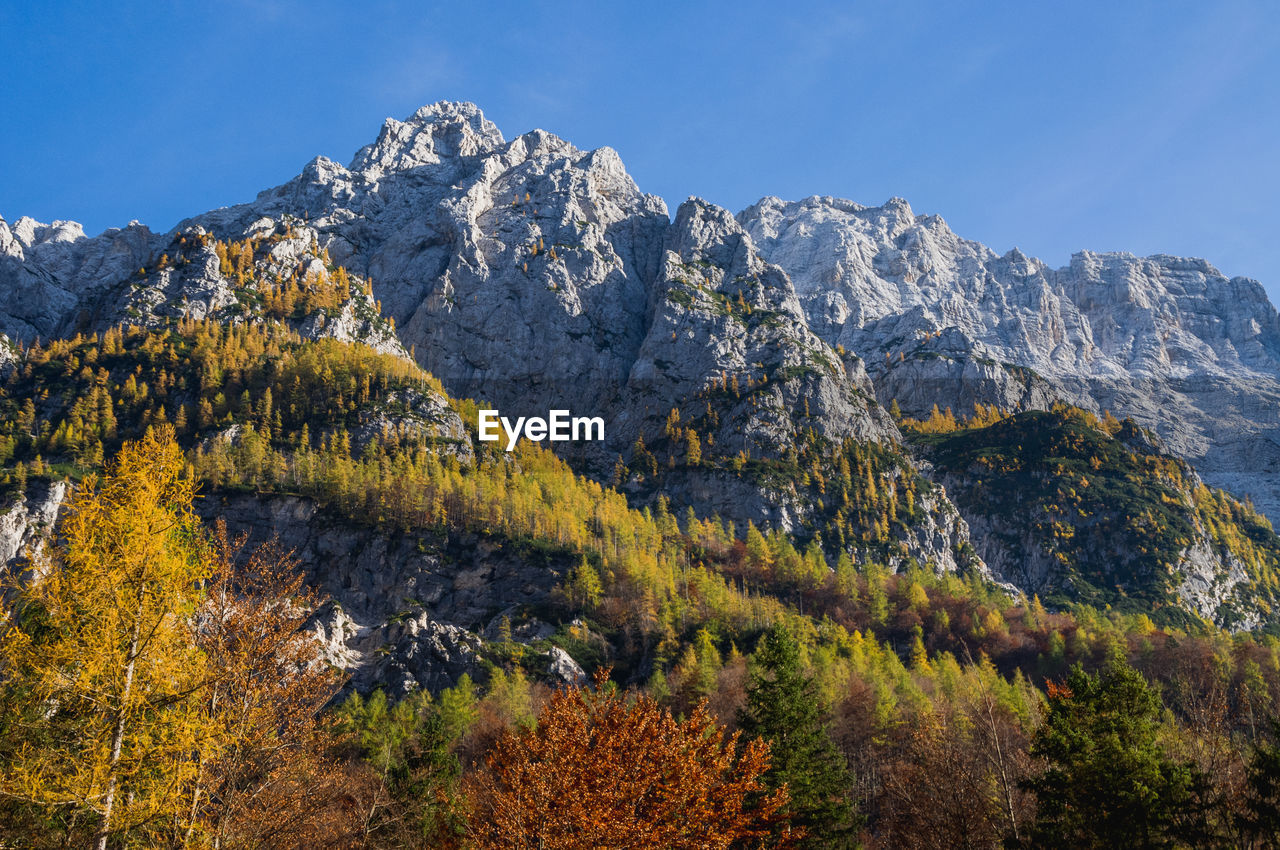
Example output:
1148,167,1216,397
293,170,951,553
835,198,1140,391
0,301,1279,844
1,116,1280,847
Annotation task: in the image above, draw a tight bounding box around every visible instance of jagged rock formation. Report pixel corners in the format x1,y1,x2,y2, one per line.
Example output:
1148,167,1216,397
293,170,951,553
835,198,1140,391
739,195,1280,522
0,216,153,340
5,100,1280,630
203,492,574,696
190,102,668,428
610,198,903,531
0,214,403,357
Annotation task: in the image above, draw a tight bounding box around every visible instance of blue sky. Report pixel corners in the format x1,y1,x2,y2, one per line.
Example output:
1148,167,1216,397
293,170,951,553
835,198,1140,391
2,1,1278,302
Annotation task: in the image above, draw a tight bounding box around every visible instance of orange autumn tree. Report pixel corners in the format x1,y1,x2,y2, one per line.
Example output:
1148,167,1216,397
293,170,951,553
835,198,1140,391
189,522,357,848
464,669,794,849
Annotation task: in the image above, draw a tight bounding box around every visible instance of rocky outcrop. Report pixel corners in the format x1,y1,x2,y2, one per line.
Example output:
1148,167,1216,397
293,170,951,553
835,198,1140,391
0,212,405,361
350,386,473,460
627,199,895,448
895,487,983,577
199,491,573,694
958,499,1266,631
6,100,1280,627
610,198,900,528
1175,540,1260,631
0,215,154,340
547,645,587,686
0,480,68,573
922,410,1278,630
739,195,1280,523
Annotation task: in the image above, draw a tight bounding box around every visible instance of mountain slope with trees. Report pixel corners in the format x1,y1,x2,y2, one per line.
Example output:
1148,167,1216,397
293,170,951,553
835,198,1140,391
3,102,1280,847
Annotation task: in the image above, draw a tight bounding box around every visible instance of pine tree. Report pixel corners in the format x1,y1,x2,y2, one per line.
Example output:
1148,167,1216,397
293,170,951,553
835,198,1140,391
834,552,858,602
865,560,889,626
1242,718,1280,846
686,429,702,465
1019,660,1210,849
567,556,603,608
688,628,722,702
738,625,860,848
744,522,773,577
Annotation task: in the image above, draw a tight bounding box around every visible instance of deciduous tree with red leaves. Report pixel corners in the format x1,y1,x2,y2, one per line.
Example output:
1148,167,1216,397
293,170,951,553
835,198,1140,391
464,668,794,849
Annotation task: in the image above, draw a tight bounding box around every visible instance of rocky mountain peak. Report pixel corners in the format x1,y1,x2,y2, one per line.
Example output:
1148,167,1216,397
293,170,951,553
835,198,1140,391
4,101,1280,535
6,101,1280,636
0,216,22,260
670,198,760,275
8,217,88,251
347,100,504,178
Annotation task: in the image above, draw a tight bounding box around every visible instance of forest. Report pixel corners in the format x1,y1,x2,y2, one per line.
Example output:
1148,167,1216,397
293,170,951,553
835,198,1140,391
2,305,1280,847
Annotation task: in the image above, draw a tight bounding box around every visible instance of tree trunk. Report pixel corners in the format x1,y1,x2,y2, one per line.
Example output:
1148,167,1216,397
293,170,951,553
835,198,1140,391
183,752,207,847
982,692,1020,844
184,682,219,847
93,610,143,850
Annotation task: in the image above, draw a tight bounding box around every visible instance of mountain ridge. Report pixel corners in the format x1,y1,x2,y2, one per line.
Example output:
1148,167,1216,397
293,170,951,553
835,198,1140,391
3,101,1280,632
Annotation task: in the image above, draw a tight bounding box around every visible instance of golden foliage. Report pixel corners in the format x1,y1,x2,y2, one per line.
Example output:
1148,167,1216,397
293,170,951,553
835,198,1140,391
0,428,215,847
900,402,1009,434
0,431,358,848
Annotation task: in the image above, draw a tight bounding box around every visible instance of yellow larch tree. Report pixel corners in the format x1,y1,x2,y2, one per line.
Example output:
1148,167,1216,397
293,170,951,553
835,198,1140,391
0,428,223,849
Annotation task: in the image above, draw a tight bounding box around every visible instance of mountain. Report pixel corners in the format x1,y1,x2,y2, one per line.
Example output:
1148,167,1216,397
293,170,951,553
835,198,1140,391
739,195,1280,522
2,100,1280,649
908,405,1280,630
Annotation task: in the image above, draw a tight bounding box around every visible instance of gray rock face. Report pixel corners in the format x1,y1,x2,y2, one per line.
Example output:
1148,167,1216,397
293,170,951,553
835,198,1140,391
739,195,1280,522
7,100,1280,625
547,645,586,686
1175,540,1260,631
350,387,473,461
0,215,155,339
200,491,574,695
957,491,1264,631
896,487,980,576
183,102,669,432
0,480,68,572
610,198,901,528
0,212,405,359
627,199,894,448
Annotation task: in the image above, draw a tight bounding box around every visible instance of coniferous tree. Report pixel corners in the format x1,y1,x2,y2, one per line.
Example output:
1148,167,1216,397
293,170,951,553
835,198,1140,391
1242,718,1280,848
0,429,216,849
1019,660,1210,849
335,688,465,848
738,624,860,848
